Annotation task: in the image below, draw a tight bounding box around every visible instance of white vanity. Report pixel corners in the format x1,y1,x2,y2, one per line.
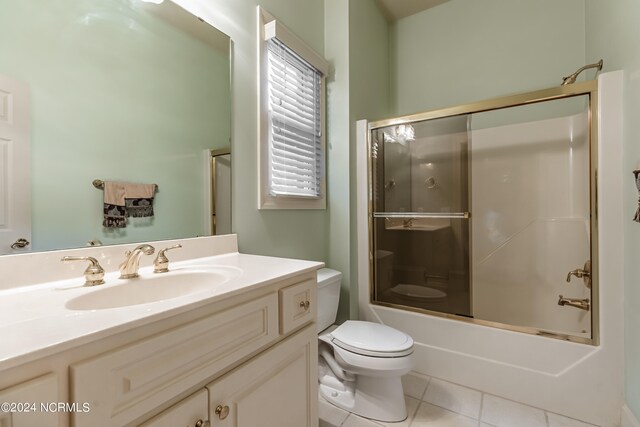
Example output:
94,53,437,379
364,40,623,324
0,235,322,426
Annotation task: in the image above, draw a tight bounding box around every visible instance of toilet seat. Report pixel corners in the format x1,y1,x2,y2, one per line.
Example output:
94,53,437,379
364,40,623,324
331,321,414,358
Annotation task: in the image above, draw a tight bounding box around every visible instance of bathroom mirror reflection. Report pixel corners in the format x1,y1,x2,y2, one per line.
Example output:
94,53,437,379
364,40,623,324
0,0,231,255
371,90,596,343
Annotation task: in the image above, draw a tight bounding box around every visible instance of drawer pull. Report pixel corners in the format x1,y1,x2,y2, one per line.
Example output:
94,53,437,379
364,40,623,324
215,405,230,420
195,420,210,427
299,300,310,310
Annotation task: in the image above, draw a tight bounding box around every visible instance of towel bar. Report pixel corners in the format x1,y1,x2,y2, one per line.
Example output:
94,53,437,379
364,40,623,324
92,179,158,190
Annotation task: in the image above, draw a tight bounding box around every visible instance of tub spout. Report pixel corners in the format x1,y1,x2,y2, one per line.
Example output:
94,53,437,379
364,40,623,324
558,295,590,311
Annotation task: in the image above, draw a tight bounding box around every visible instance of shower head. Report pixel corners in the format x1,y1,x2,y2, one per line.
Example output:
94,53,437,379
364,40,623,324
561,59,603,86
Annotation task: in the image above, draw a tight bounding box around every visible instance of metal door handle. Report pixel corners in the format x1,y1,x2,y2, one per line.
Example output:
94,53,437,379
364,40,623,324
11,238,30,249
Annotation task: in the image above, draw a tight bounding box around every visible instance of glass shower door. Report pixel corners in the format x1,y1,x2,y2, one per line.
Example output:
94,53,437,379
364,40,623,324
369,89,596,343
469,96,592,339
371,115,471,317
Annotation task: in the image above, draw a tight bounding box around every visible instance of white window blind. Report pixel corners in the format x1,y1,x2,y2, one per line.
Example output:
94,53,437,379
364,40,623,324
266,38,323,198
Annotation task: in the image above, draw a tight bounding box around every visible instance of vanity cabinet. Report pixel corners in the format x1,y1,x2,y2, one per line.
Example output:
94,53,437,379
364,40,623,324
71,294,279,426
67,272,317,427
138,389,208,427
0,374,59,427
207,324,317,427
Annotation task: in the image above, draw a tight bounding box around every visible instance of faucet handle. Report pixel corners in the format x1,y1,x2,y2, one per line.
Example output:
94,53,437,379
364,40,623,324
61,256,105,286
565,260,591,286
154,244,183,273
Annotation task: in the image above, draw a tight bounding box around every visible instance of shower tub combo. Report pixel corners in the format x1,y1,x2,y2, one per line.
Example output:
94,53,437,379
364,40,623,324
356,72,625,426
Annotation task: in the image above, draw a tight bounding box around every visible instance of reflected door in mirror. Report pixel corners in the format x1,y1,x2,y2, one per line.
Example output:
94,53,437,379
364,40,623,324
209,150,231,235
0,74,31,255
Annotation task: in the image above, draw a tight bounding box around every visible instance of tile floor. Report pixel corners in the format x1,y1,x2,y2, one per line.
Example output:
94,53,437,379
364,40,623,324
318,374,599,427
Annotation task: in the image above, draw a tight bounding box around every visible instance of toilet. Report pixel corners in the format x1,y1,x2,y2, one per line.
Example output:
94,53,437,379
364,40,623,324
317,268,414,422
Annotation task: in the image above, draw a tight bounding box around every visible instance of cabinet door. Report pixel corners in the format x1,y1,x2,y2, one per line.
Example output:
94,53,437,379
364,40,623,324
207,324,317,427
138,389,208,427
0,374,58,427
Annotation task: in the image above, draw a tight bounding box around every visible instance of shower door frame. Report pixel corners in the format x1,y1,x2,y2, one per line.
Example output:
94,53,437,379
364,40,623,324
367,80,599,345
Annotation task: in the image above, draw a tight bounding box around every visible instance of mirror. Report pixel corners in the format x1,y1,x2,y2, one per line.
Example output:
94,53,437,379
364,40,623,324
0,0,231,255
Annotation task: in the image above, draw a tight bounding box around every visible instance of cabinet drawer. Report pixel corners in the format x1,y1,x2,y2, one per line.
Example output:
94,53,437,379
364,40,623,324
279,279,316,335
138,389,208,427
72,293,279,427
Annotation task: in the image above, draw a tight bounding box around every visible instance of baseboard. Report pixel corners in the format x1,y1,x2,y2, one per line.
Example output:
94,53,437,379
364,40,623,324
622,405,640,427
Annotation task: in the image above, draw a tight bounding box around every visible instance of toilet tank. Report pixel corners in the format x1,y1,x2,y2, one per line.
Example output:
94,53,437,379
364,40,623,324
317,268,341,332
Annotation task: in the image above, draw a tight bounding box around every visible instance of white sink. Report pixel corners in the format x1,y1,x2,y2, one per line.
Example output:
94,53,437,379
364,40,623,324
65,268,236,310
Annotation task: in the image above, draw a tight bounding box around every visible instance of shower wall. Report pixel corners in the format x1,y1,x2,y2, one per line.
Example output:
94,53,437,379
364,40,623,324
470,113,591,336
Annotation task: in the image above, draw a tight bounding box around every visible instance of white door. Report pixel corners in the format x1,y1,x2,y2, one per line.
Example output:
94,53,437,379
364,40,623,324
0,73,31,254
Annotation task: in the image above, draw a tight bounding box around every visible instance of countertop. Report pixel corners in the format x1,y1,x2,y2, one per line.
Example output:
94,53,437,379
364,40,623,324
0,252,323,371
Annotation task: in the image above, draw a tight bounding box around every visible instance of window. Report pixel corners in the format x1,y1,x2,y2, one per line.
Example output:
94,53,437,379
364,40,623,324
258,8,329,209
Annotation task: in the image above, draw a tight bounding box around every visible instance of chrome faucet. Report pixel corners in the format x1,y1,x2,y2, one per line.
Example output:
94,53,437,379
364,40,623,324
119,244,155,279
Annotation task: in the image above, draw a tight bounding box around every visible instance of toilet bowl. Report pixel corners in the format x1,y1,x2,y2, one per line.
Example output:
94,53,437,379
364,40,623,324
317,269,414,422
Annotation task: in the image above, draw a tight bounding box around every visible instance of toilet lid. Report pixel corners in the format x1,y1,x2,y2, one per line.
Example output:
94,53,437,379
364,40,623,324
331,321,414,357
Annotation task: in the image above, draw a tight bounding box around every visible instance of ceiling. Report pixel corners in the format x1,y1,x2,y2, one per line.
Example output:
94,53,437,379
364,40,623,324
376,0,451,21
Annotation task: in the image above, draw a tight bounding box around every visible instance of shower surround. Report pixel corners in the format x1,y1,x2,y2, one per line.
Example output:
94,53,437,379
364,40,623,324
356,72,624,426
471,112,591,338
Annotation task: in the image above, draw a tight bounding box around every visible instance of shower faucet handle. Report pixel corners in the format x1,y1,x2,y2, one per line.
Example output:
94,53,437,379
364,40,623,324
565,260,591,286
566,269,588,281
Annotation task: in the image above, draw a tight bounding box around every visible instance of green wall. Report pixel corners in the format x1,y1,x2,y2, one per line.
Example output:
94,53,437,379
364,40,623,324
323,0,390,322
390,0,586,116
324,0,351,322
0,0,230,251
586,0,640,420
348,0,391,318
160,0,329,263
